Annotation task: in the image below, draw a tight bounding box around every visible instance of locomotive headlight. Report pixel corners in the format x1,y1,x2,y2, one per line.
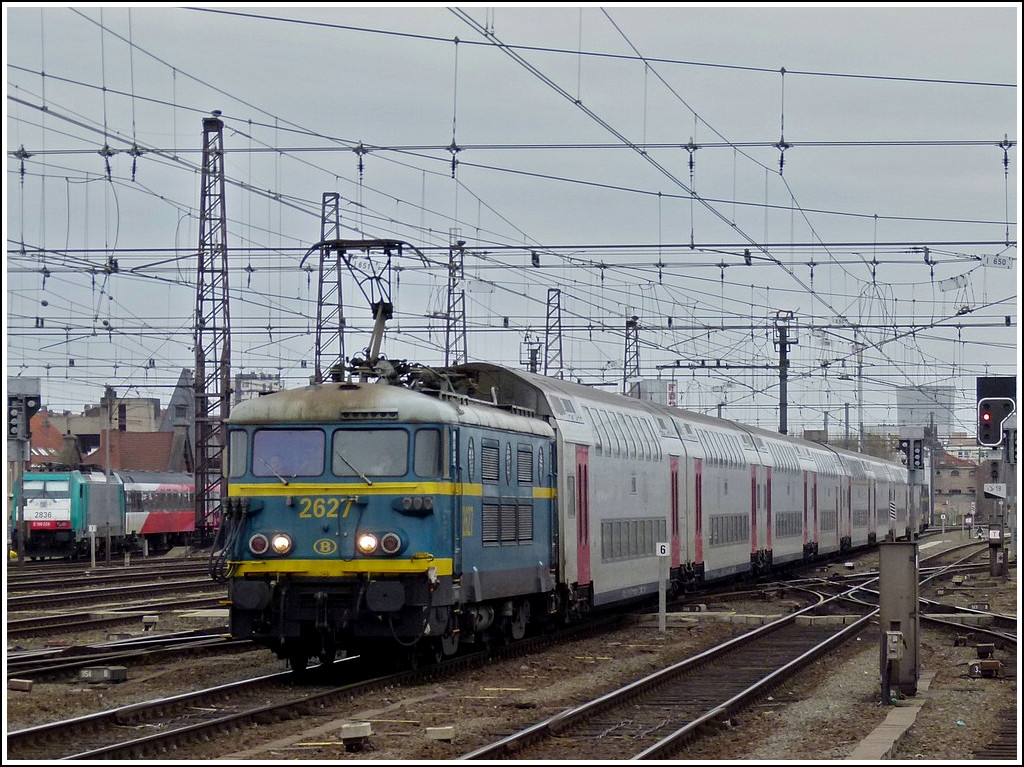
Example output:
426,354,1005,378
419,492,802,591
380,532,402,554
248,533,270,555
270,533,293,555
356,532,379,555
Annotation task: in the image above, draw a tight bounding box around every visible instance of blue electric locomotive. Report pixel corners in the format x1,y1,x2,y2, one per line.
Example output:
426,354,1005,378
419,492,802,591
220,374,556,670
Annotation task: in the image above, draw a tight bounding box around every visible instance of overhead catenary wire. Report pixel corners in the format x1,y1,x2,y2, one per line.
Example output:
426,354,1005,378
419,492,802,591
7,7,1016,438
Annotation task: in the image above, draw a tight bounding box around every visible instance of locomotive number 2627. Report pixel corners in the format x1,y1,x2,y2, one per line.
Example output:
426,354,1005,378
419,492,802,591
297,497,349,519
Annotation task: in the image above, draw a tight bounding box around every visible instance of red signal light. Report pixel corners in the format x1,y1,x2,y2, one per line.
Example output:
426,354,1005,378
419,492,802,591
982,412,991,422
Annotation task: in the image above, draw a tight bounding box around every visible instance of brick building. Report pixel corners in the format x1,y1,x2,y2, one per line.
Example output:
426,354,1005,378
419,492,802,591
931,450,980,529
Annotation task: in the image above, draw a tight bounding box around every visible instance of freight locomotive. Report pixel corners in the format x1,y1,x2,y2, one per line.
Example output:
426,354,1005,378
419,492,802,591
215,361,916,671
10,469,195,559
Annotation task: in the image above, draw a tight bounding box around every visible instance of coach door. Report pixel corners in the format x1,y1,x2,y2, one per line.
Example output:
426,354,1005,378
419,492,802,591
845,476,853,542
750,465,759,557
670,456,681,568
870,482,877,539
803,471,810,550
694,458,704,564
813,474,820,544
575,445,591,586
751,464,769,566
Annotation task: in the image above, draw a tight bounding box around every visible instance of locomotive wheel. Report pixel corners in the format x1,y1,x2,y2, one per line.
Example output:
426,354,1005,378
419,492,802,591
510,600,530,641
289,651,309,674
424,639,445,666
404,648,422,671
317,635,337,666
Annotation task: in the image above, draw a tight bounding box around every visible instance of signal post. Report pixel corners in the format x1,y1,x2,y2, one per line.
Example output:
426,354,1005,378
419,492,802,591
897,429,926,536
7,377,42,570
976,377,1016,576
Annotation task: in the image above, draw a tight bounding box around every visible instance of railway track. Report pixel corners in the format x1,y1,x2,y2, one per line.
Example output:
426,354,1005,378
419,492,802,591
5,596,225,641
973,707,1019,760
460,597,872,760
6,579,225,611
6,535,1011,760
5,562,212,592
455,544,1015,761
6,630,256,680
7,667,317,761
5,614,635,760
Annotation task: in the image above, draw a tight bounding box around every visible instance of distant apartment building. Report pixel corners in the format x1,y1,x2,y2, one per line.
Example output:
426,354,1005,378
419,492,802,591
234,372,283,404
943,431,992,465
27,377,194,472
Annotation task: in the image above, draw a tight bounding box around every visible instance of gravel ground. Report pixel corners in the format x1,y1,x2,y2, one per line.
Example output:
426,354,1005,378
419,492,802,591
5,546,1017,761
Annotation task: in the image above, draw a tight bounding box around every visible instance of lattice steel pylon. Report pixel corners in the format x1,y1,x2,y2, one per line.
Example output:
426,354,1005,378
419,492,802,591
193,113,232,543
313,192,346,383
623,315,640,394
544,287,564,378
444,234,468,367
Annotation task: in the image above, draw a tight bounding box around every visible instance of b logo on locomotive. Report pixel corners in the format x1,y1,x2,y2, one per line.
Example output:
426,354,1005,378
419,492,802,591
313,538,338,555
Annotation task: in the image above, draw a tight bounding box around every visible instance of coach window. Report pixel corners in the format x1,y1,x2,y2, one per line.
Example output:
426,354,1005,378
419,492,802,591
414,428,442,477
647,419,659,459
710,432,722,467
601,410,620,458
617,413,636,458
627,414,642,458
228,430,248,477
643,419,662,460
629,416,649,460
597,409,612,457
584,407,603,456
639,419,652,457
610,413,624,458
708,430,724,466
623,416,640,459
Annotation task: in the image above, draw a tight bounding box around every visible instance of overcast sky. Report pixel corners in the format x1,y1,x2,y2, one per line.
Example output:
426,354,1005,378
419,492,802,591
4,3,1020,439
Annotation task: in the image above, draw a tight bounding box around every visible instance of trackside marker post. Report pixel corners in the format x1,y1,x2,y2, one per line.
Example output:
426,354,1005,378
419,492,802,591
657,541,669,633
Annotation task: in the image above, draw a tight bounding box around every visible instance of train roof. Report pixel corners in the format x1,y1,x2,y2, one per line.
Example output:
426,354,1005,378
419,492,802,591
22,470,75,479
115,470,193,485
227,378,554,438
453,362,906,473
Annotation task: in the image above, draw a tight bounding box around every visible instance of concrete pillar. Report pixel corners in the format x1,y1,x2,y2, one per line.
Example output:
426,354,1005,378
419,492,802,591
878,541,920,699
